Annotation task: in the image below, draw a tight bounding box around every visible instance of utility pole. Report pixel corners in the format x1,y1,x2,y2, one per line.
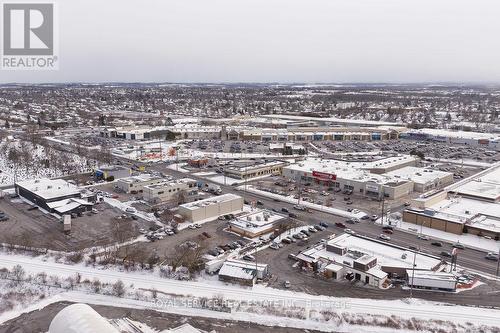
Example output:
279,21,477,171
496,248,500,276
409,246,418,299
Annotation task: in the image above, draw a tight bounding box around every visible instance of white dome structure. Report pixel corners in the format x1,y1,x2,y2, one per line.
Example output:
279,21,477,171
49,303,118,333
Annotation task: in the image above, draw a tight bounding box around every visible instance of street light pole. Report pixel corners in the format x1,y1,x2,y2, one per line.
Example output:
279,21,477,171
409,246,418,299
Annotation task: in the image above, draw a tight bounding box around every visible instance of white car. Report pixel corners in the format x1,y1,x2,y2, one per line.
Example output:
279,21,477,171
188,224,197,230
379,234,391,241
125,207,136,213
345,228,355,235
417,234,430,241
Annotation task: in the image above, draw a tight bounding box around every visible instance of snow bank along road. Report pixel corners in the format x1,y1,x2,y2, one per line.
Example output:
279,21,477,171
1,254,499,327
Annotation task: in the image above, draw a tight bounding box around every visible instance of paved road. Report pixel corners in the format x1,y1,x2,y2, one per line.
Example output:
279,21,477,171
156,165,500,277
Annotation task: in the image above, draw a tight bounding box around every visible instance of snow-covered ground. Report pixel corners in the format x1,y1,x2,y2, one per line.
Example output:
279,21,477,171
0,252,499,331
241,185,367,219
0,140,95,186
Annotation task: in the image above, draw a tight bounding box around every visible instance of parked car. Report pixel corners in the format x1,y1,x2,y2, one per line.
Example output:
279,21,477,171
431,241,443,247
383,229,394,235
417,234,430,241
281,207,289,213
308,226,317,233
452,242,465,249
281,238,292,244
284,280,291,288
269,243,280,250
319,221,329,228
288,213,298,218
243,255,255,261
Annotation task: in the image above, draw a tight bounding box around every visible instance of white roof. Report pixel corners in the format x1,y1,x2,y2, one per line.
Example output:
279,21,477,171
406,270,457,282
304,234,441,271
179,193,242,210
285,156,417,185
162,323,204,333
230,209,285,233
49,303,118,333
385,166,452,185
16,178,81,200
405,128,500,141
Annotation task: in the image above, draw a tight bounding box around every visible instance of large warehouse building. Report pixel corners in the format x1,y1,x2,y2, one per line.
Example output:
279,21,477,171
404,162,500,239
15,178,95,215
178,193,244,222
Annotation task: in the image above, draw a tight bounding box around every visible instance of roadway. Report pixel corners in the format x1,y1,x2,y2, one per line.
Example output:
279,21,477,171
155,164,500,277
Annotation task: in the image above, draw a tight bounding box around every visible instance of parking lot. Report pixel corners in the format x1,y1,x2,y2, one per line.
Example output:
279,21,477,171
314,140,500,164
0,197,151,251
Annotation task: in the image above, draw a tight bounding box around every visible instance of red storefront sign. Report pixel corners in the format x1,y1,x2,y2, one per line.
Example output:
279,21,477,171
312,170,337,180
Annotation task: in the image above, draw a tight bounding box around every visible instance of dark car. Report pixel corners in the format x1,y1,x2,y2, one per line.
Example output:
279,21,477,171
335,222,346,228
431,241,443,247
383,229,394,234
382,225,394,231
319,222,330,228
452,243,465,249
281,207,289,213
440,251,452,258
288,213,298,218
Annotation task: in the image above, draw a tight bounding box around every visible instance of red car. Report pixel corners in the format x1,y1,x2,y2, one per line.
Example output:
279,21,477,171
383,229,394,234
335,222,346,228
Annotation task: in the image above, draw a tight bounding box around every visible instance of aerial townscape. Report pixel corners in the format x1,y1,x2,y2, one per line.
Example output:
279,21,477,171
1,1,500,333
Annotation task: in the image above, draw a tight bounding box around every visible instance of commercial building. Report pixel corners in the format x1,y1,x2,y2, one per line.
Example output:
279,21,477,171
401,128,500,151
100,126,171,140
15,178,95,215
295,234,442,288
384,166,454,193
228,209,286,238
218,259,269,286
224,161,286,180
143,178,197,203
404,162,500,239
178,193,244,222
283,155,418,200
115,174,164,194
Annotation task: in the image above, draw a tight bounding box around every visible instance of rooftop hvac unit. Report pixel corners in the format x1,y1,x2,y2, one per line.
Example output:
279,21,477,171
246,216,251,221
256,216,261,221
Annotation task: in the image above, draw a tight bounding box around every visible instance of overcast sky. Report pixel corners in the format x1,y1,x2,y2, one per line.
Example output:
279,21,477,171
1,0,500,83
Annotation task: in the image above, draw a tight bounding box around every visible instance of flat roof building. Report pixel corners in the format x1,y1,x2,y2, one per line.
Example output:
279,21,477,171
404,162,500,239
283,155,418,200
178,193,244,223
115,174,164,194
224,161,286,180
229,209,286,238
15,178,94,215
296,234,442,288
143,178,197,204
